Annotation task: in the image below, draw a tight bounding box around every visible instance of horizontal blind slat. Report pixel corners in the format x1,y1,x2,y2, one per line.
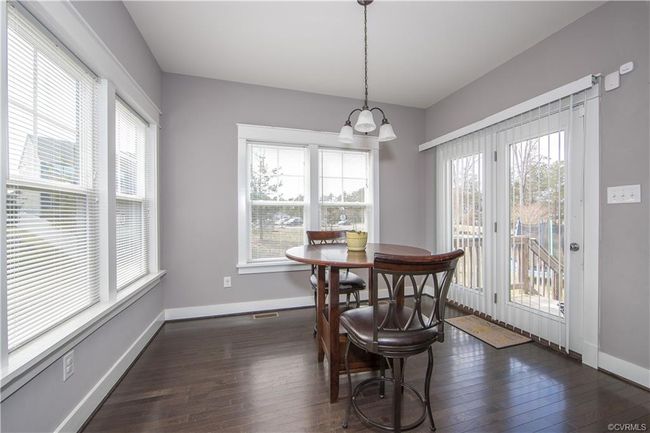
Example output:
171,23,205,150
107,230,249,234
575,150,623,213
5,6,100,352
319,149,370,232
115,100,149,290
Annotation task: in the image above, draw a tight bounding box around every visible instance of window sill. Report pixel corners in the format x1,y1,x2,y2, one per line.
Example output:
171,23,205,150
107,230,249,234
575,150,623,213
237,261,310,275
0,270,167,400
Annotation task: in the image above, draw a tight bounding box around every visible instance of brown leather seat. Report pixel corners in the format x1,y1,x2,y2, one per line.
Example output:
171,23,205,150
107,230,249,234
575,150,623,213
341,304,437,355
309,270,365,290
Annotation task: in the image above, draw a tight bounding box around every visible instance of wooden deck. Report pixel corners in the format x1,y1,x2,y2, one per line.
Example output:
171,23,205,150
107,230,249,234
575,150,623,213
82,305,650,433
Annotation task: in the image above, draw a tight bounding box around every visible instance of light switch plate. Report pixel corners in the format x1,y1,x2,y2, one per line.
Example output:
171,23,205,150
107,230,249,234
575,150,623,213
607,184,641,204
604,71,620,91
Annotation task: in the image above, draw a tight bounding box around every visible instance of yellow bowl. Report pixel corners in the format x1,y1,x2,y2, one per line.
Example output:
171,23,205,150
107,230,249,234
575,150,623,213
346,231,368,251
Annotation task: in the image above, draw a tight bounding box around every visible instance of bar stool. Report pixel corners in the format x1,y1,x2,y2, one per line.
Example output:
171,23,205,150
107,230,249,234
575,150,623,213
340,249,464,432
307,230,366,336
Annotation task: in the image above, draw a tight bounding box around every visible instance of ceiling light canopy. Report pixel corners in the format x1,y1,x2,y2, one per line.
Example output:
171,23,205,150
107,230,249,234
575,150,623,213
338,0,396,144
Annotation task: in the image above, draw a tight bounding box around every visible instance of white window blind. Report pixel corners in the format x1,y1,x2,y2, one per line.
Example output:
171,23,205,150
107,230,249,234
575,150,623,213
5,6,99,351
319,149,370,232
247,143,307,261
115,98,148,289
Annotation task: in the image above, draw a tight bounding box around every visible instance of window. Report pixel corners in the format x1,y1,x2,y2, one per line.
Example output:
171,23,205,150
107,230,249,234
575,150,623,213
5,7,99,350
0,2,161,374
320,149,370,232
508,131,565,316
115,99,148,289
238,125,378,272
248,143,307,261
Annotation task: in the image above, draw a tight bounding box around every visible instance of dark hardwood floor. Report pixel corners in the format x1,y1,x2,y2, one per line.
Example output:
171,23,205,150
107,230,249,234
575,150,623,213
83,306,650,433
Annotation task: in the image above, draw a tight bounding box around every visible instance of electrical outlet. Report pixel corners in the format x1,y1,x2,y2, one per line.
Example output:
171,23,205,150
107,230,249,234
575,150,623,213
223,276,232,288
63,350,74,381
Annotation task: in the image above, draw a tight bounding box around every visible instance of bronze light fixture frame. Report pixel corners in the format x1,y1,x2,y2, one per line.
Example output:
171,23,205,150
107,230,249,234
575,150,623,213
338,0,396,143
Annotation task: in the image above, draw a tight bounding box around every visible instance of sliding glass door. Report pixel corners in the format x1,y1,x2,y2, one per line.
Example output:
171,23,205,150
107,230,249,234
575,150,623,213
494,100,584,351
508,130,566,317
437,133,494,317
438,92,592,352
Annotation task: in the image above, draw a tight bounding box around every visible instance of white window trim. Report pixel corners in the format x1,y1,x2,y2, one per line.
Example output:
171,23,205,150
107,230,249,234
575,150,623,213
0,0,164,398
237,124,379,274
115,97,151,291
0,0,10,373
21,0,160,121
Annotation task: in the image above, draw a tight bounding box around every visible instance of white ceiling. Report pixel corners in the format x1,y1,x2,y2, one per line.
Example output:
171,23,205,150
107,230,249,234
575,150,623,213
125,1,602,109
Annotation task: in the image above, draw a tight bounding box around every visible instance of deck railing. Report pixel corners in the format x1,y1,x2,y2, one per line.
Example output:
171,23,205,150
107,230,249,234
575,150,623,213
452,233,483,290
451,232,564,314
511,235,564,314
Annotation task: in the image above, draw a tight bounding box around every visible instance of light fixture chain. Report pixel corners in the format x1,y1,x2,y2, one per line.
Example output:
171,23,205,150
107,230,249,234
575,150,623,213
339,0,395,143
364,3,368,108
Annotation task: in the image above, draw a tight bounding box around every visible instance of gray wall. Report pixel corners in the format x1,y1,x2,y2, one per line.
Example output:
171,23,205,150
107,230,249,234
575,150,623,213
160,73,426,309
1,3,165,432
424,2,650,369
1,287,163,433
72,0,162,109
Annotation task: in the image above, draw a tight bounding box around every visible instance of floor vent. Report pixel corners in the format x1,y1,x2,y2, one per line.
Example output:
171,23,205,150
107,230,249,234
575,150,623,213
252,312,280,320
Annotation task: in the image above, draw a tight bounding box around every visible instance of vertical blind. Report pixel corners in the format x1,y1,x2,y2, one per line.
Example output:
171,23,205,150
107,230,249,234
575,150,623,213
436,91,587,351
436,131,490,316
6,5,100,350
115,99,148,289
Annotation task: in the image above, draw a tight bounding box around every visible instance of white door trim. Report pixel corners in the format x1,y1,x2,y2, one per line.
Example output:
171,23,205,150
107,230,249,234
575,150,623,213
581,96,599,368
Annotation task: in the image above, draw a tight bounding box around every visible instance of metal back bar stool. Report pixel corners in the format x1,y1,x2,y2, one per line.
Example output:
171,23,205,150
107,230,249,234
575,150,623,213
341,249,464,432
306,230,366,336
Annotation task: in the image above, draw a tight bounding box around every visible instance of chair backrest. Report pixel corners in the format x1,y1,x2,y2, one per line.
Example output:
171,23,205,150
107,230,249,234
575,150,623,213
370,249,464,347
306,230,347,245
306,230,348,275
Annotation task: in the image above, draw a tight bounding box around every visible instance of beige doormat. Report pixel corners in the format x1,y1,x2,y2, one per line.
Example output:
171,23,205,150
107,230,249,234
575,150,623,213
446,315,531,349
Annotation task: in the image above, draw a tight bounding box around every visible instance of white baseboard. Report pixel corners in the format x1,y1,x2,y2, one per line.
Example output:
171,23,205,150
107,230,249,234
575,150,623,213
55,311,165,433
164,289,399,321
581,341,599,369
164,295,315,321
598,351,650,388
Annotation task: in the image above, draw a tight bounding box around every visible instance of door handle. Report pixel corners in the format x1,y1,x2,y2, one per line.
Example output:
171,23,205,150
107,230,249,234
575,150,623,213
569,242,580,252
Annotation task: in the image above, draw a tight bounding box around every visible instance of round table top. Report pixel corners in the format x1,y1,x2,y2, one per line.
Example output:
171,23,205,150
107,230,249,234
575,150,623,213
285,243,431,268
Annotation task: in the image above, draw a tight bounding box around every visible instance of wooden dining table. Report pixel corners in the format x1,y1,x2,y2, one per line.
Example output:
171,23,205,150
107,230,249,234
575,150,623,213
285,242,431,402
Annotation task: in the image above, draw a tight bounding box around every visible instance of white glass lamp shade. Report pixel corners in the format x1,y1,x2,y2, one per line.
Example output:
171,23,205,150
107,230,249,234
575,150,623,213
354,109,376,133
338,123,354,144
378,121,397,142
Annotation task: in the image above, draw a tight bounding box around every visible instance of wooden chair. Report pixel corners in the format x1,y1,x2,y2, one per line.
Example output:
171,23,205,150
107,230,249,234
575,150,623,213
341,249,464,432
307,230,367,336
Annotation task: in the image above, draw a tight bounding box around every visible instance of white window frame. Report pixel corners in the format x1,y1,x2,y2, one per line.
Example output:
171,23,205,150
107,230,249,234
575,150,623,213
115,96,150,290
319,147,374,234
237,124,379,274
0,0,164,399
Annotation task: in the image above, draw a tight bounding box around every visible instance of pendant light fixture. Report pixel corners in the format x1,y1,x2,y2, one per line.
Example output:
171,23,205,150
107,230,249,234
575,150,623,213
338,0,396,144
